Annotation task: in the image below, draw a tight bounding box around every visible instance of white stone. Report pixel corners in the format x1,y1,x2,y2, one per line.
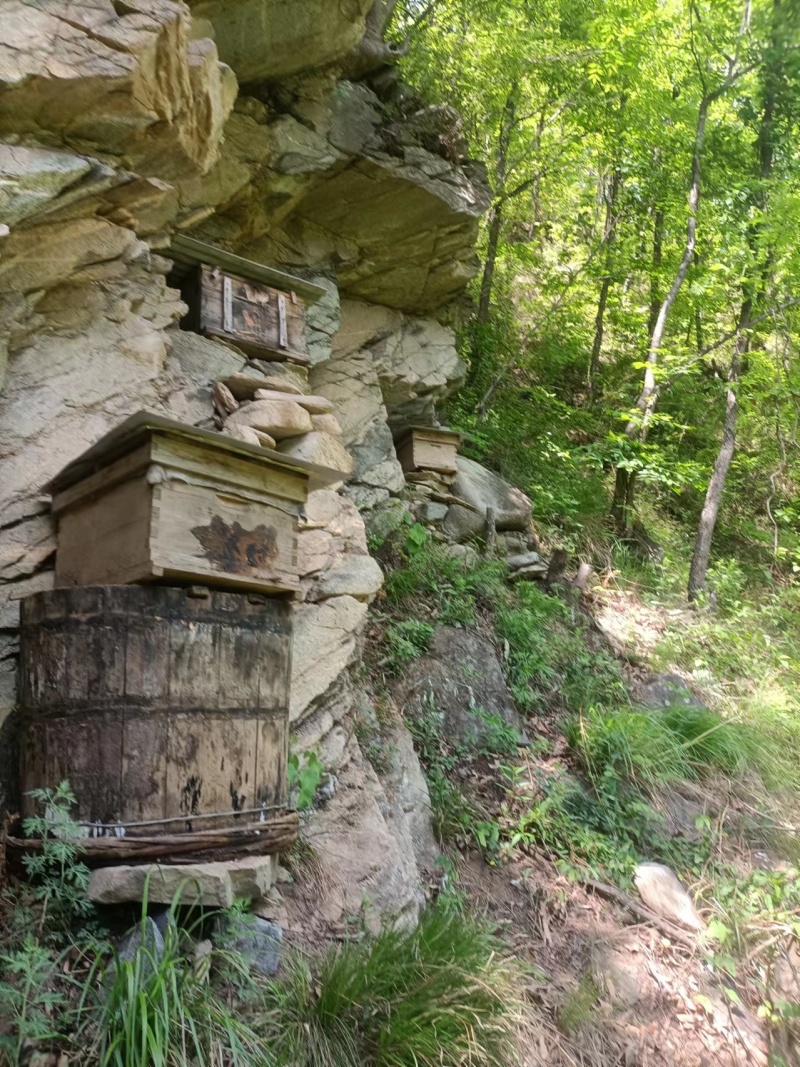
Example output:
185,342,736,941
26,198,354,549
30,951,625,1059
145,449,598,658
311,412,342,436
277,431,353,476
311,554,383,603
634,862,705,931
224,367,309,400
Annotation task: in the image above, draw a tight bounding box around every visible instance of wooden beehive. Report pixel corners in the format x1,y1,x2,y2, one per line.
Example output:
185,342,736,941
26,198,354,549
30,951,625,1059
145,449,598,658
50,413,339,597
180,264,308,364
395,426,462,475
18,585,292,833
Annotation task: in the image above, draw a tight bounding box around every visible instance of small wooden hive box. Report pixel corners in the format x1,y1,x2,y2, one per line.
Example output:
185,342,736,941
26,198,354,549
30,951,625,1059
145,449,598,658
188,265,308,363
49,412,340,597
169,236,328,366
395,426,462,476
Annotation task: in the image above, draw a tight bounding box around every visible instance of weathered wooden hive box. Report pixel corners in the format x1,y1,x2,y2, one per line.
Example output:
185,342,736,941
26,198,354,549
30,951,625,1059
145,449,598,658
395,426,462,475
50,413,337,597
169,236,328,366
18,585,294,844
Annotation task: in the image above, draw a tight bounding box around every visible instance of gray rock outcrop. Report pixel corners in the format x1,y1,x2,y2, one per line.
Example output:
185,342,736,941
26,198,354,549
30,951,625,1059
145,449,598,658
443,457,533,541
395,626,527,751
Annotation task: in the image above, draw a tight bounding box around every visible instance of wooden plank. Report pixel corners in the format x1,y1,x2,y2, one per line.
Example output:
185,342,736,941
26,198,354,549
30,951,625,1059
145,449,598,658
169,236,327,304
51,441,153,514
54,478,154,588
152,480,298,594
200,267,307,361
151,434,307,504
257,715,289,807
48,413,342,495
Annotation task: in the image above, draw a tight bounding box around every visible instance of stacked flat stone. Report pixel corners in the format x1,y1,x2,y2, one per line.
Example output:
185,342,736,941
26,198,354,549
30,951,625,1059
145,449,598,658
214,366,353,476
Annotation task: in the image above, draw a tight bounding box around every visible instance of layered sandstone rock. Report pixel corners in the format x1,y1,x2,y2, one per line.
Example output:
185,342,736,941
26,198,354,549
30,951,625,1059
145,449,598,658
0,0,487,924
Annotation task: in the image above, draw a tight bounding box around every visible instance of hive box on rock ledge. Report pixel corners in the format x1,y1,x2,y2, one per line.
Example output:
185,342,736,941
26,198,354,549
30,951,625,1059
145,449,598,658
169,236,328,365
395,426,462,476
49,413,341,597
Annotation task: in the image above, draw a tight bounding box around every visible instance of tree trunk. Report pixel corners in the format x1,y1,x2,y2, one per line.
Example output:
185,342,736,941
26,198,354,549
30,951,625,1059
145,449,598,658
587,167,622,404
687,0,782,600
612,66,736,535
686,343,744,602
476,204,504,326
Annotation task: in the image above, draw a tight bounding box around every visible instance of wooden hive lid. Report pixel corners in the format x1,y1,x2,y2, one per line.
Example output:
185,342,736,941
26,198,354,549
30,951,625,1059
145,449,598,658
394,425,463,446
48,411,345,496
169,236,328,305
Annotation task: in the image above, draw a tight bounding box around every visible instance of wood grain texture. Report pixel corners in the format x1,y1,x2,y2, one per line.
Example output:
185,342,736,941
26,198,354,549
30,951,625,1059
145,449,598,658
396,428,460,474
198,266,307,362
54,428,306,595
19,586,292,833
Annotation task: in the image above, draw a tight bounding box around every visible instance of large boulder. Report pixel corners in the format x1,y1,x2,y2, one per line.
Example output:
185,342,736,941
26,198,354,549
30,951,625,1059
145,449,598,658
394,626,527,751
288,736,429,934
187,0,373,84
0,1,235,179
443,457,532,541
290,595,369,723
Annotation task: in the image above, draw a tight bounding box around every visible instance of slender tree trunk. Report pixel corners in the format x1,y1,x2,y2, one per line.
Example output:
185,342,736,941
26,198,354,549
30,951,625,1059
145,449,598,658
687,324,748,601
647,208,665,341
612,73,731,536
476,204,504,326
587,168,622,404
687,0,781,600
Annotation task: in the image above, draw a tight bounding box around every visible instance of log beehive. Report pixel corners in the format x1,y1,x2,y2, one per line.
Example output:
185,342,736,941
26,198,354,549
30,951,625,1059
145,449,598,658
18,585,292,835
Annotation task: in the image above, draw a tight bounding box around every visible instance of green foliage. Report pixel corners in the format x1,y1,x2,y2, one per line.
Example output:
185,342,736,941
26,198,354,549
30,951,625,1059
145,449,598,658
495,583,628,712
0,938,71,1064
287,751,324,810
384,619,435,673
95,904,260,1067
253,905,522,1067
383,525,508,626
21,781,94,934
567,706,693,788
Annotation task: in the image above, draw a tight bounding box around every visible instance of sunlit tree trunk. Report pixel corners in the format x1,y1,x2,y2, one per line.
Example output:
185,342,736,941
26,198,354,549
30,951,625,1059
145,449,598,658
587,167,622,404
688,0,782,600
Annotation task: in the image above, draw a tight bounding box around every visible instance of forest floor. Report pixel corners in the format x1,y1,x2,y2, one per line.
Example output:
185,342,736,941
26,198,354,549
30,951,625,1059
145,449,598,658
367,522,800,1066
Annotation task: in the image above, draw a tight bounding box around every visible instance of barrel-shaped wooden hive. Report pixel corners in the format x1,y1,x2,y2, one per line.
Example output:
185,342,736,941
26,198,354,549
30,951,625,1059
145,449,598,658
18,585,292,836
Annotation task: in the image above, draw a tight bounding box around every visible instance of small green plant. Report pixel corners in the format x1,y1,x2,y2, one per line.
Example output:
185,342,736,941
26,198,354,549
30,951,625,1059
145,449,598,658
0,937,70,1064
22,781,94,933
287,751,324,810
385,619,435,673
254,904,522,1067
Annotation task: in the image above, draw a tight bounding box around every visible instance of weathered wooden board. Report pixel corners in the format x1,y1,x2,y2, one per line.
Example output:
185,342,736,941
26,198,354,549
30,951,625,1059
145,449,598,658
396,427,461,475
19,586,292,833
196,266,308,363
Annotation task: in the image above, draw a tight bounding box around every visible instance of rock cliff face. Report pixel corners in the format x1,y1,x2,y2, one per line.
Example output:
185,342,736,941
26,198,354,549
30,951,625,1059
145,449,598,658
0,0,488,927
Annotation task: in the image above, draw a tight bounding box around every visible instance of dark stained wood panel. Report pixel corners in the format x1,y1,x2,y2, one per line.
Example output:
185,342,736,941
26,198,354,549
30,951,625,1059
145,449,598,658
19,586,293,834
197,266,309,364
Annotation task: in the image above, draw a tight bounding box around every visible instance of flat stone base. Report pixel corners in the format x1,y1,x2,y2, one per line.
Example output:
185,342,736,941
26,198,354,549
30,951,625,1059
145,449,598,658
88,854,278,907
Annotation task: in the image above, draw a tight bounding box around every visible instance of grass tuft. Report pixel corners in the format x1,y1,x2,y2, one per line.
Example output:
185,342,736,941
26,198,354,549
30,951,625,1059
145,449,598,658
254,906,522,1067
